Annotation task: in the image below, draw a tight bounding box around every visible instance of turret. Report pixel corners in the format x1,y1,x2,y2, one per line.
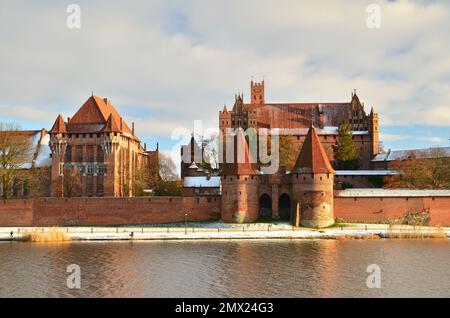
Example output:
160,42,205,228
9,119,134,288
49,115,68,197
251,80,265,105
221,128,259,223
369,106,379,156
291,125,335,228
180,134,203,178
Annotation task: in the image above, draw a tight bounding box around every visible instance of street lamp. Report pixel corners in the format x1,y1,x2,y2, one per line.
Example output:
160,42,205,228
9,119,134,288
185,213,188,235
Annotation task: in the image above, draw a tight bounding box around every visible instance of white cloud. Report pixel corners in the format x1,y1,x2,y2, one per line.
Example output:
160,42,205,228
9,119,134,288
379,133,410,142
0,0,449,147
418,136,447,145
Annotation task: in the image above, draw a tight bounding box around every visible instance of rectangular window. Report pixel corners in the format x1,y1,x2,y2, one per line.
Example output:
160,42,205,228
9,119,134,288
87,176,94,196
76,146,83,162
97,176,104,197
87,145,94,162
65,145,72,162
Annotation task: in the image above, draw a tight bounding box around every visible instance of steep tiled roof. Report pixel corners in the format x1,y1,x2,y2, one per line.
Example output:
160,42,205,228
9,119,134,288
293,126,335,174
245,103,349,129
66,95,134,136
49,115,67,134
222,128,258,175
101,114,121,133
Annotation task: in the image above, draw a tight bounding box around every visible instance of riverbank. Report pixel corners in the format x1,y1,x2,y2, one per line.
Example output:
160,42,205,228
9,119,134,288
0,222,449,241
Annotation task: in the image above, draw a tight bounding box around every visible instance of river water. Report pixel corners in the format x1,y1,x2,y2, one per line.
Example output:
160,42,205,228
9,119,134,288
0,239,449,297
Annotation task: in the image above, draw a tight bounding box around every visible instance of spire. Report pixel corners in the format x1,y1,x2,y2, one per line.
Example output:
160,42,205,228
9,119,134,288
101,114,121,133
223,104,228,112
49,114,67,134
293,126,334,174
222,128,257,175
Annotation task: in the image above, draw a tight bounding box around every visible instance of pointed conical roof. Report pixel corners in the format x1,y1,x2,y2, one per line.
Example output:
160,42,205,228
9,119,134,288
101,114,121,133
181,135,203,164
222,128,257,175
49,114,67,133
293,126,334,174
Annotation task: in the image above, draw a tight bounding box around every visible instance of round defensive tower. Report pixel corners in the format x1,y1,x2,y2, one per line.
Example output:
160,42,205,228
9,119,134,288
291,126,335,228
220,128,259,223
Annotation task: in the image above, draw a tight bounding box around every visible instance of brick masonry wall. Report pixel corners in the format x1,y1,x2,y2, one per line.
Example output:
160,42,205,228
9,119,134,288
1,195,449,227
334,196,450,226
0,196,221,227
0,200,34,226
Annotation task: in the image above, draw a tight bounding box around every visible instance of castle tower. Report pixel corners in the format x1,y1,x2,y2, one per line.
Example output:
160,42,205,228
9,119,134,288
251,80,265,105
49,115,67,197
100,114,122,196
369,106,379,156
48,95,153,198
292,125,335,228
180,135,204,178
219,104,232,134
221,128,259,223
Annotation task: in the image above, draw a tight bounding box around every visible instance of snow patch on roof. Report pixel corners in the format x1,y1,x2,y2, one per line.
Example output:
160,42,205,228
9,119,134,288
336,188,450,197
372,147,450,162
335,170,398,176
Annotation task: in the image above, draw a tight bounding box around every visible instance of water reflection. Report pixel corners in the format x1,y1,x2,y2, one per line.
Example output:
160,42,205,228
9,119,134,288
0,239,449,297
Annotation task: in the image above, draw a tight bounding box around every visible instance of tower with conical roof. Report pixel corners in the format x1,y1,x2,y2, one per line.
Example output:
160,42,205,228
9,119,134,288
221,128,259,223
292,125,335,228
49,115,68,197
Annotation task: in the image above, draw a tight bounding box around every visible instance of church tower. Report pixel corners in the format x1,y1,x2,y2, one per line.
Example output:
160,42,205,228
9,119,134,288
369,107,379,156
251,80,265,105
292,126,335,228
221,128,259,223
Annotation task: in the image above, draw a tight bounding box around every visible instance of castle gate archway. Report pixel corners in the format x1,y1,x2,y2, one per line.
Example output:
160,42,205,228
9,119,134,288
278,193,291,221
259,194,272,220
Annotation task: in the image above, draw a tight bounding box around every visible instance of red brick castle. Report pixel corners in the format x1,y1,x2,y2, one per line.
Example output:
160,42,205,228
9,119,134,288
219,81,379,169
49,94,158,197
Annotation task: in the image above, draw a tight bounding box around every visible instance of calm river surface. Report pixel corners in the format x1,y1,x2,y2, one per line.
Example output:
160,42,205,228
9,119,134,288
0,239,449,297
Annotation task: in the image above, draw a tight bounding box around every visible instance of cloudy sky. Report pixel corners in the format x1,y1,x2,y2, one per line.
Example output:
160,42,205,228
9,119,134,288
1,0,449,157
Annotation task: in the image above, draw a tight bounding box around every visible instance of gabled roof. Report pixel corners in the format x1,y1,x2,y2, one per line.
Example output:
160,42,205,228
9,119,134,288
293,126,334,174
222,128,258,175
49,114,67,134
66,95,133,136
243,102,350,129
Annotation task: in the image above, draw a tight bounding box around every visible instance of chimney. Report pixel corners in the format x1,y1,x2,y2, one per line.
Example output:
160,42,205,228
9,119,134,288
132,122,135,135
103,98,108,104
67,117,70,123
144,143,147,151
120,117,123,131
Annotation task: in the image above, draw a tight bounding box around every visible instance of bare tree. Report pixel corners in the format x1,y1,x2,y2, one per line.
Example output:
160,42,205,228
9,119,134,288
159,153,178,181
200,133,221,173
385,149,450,189
63,165,83,197
0,123,34,200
